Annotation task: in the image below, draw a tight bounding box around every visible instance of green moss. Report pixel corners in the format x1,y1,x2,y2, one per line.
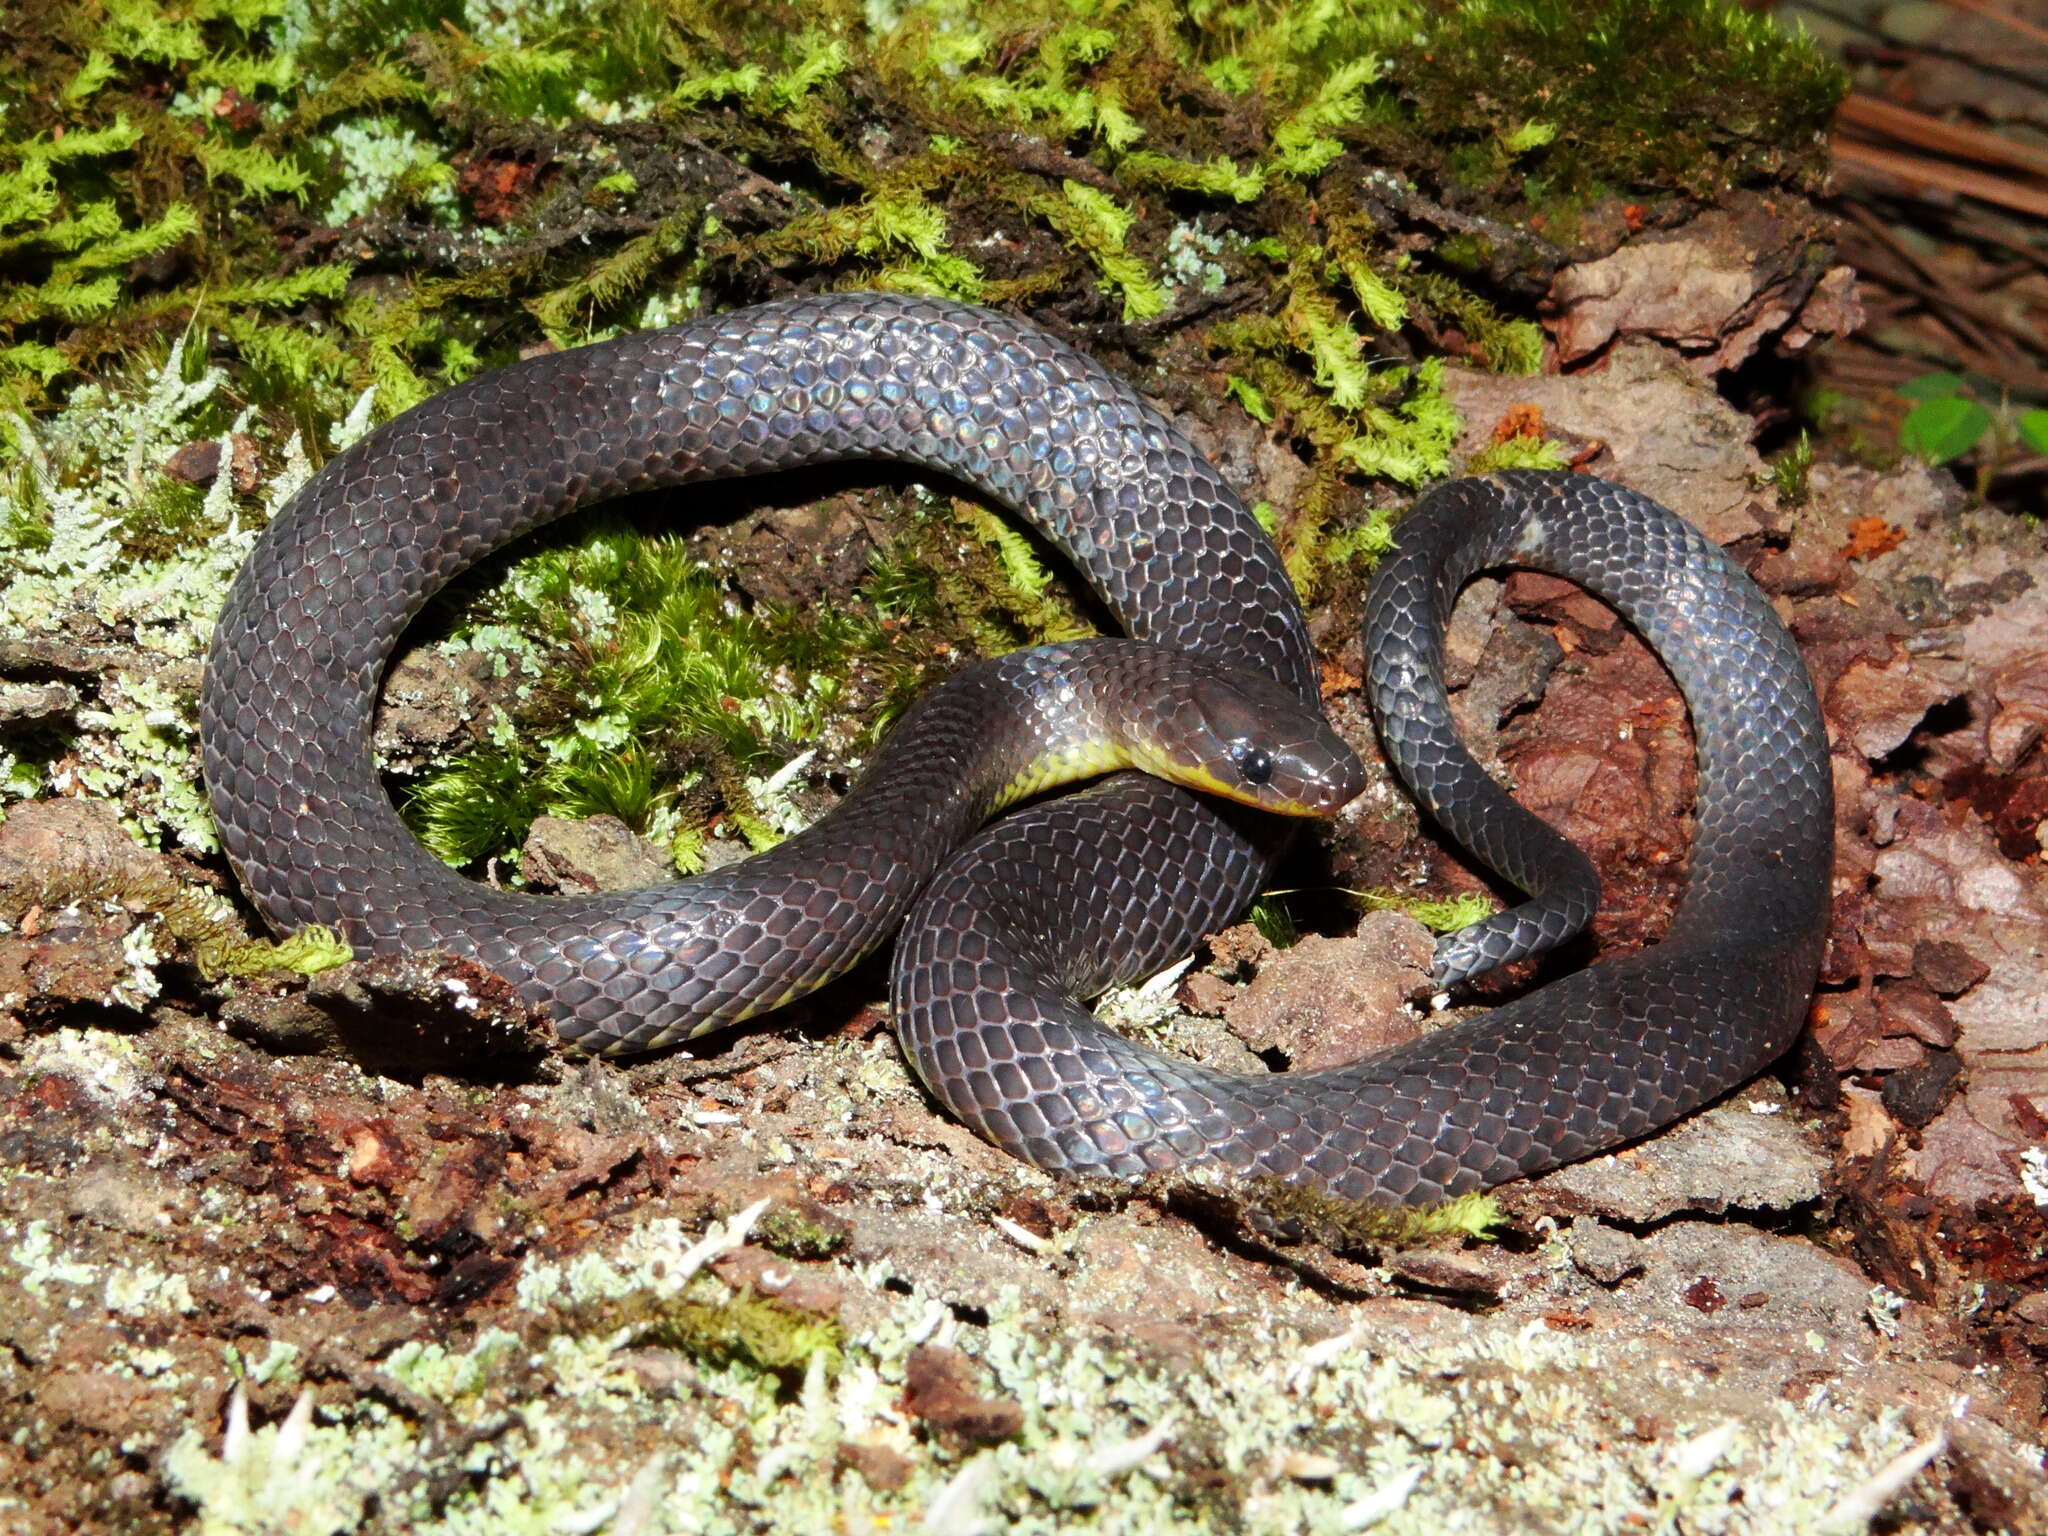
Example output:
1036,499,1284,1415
1770,429,1816,507
0,0,1835,450
638,1294,843,1381
1464,434,1570,475
940,497,1096,647
1397,0,1843,214
403,730,545,869
1247,896,1299,949
1350,886,1498,935
1231,1176,1507,1250
1,860,351,985
750,1204,851,1261
397,515,921,869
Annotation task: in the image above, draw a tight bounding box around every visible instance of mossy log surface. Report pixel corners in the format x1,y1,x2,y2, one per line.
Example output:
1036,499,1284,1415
14,7,2045,1536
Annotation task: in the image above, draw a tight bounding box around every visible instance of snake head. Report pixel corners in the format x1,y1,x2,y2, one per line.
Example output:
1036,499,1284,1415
1127,657,1365,817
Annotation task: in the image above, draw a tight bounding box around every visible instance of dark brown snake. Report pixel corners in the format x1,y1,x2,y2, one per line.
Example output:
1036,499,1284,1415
201,293,1833,1206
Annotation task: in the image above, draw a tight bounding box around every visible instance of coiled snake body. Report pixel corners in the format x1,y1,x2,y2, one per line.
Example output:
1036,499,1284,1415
201,293,1832,1205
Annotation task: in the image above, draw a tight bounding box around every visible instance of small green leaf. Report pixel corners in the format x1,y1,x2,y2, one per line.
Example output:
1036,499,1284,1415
2017,409,2048,456
1205,55,1251,94
1500,120,1556,155
1899,396,1992,464
1225,375,1272,422
1895,371,1967,400
60,50,116,104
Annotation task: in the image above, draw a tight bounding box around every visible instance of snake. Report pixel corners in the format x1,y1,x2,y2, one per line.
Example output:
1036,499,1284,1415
201,292,1833,1206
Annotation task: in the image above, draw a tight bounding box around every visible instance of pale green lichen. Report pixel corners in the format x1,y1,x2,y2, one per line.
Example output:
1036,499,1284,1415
0,750,36,799
0,344,268,848
1096,955,1198,1034
8,1207,194,1320
0,1052,1950,1536
114,916,165,1008
242,1339,305,1388
314,116,457,228
736,749,823,848
515,1200,768,1312
8,1218,100,1297
18,1024,153,1105
382,1330,522,1400
67,672,219,853
103,1257,199,1317
1161,224,1229,296
155,1206,1926,1536
165,1393,418,1536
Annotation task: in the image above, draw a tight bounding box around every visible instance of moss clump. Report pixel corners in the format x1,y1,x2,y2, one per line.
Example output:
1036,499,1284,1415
1247,895,1300,949
399,514,915,868
1770,429,1816,507
396,483,1104,874
0,0,1839,481
637,1293,843,1381
748,1203,851,1261
1,862,350,982
1231,1176,1507,1252
1396,0,1843,221
1349,886,1498,936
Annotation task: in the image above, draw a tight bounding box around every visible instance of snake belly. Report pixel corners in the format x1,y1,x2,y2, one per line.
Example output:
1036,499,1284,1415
200,293,1317,1054
894,471,1833,1204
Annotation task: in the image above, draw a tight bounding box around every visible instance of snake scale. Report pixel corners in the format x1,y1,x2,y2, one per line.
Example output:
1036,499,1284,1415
201,293,1833,1205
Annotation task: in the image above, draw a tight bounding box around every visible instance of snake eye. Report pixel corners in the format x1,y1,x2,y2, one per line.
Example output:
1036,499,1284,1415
1234,744,1274,786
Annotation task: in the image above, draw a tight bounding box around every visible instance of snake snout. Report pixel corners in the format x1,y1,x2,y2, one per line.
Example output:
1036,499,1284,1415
1243,716,1367,818
1157,664,1365,817
1269,730,1368,816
